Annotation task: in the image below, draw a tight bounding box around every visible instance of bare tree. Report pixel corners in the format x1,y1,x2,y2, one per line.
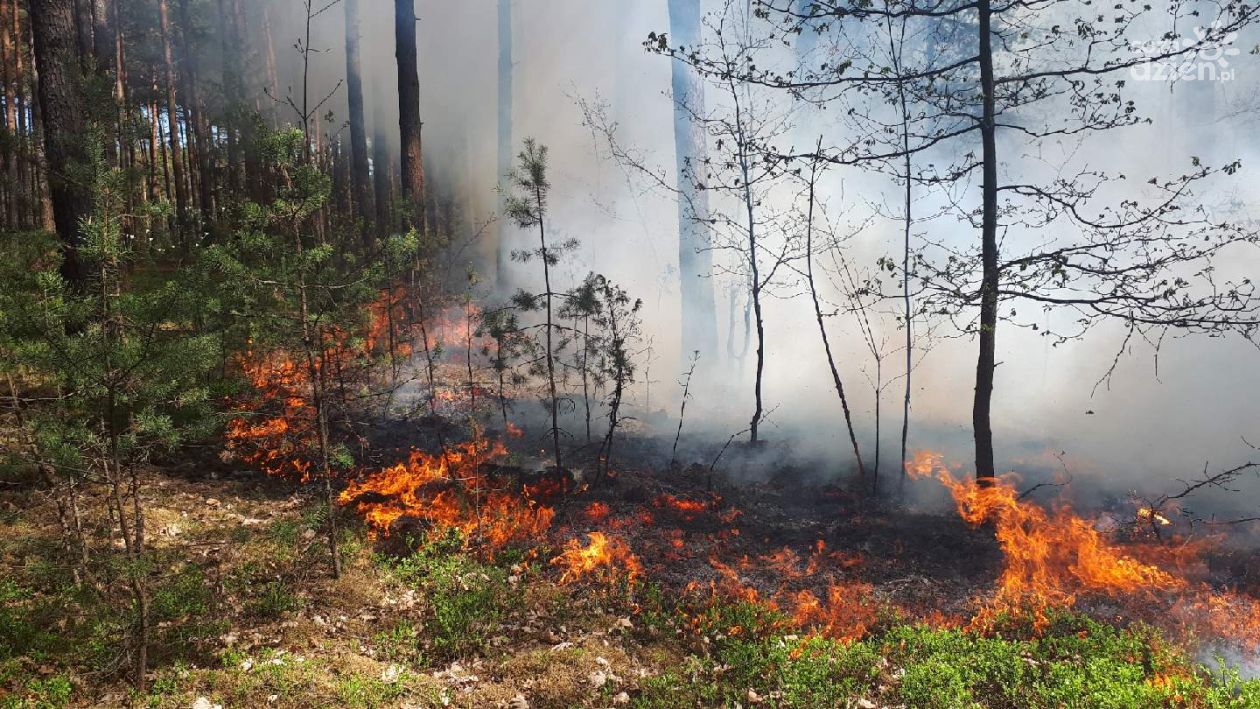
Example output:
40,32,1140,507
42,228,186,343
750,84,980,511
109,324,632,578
705,0,1260,480
652,2,801,444
801,139,868,483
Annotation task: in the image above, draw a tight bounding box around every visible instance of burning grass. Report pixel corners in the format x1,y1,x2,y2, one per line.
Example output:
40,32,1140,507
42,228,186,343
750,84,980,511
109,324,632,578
209,321,1260,703
337,439,555,551
906,450,1183,629
551,532,644,585
1,458,1258,708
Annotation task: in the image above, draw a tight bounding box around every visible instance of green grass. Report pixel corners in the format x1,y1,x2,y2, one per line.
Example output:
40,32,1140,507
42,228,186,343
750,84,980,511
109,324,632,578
3,482,1256,708
634,604,1260,709
384,531,523,663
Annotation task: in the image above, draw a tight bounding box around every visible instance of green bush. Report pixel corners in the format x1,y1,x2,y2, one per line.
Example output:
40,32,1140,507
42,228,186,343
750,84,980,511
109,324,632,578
386,536,521,662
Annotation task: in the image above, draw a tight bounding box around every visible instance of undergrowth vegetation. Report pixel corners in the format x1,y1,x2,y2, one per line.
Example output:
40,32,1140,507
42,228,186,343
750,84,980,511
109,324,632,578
1,469,1255,708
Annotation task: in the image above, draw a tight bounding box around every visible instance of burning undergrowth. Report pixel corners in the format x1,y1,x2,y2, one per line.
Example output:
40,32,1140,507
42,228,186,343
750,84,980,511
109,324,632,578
220,292,1259,664
322,430,1259,660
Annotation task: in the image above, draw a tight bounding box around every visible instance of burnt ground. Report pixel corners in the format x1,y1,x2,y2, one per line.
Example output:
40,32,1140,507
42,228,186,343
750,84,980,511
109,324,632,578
5,407,1258,706
356,410,1260,643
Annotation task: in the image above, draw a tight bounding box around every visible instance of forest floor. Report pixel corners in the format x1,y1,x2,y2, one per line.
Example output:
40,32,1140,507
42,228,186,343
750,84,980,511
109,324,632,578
3,433,1259,708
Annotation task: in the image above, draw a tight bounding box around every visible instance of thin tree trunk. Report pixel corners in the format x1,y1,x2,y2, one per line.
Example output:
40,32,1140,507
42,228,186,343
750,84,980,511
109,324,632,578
344,0,372,244
147,99,160,204
158,0,187,247
974,0,998,483
536,182,562,469
495,0,512,284
179,0,214,238
731,82,764,444
29,0,90,284
803,142,866,482
881,5,914,486
394,0,425,233
898,95,912,486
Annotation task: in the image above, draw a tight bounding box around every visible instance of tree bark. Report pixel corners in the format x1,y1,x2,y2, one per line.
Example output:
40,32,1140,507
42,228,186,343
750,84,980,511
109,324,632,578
178,0,214,237
28,24,56,232
12,0,31,229
394,0,425,233
89,0,111,74
72,0,92,70
157,0,187,245
344,0,372,244
29,0,91,284
973,0,998,483
216,0,241,197
262,5,278,128
2,0,19,228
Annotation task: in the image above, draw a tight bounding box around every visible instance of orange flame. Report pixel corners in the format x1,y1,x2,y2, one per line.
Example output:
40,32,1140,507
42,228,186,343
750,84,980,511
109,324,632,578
583,502,611,522
654,494,711,521
551,532,643,585
338,438,554,550
1137,507,1173,527
906,451,1183,628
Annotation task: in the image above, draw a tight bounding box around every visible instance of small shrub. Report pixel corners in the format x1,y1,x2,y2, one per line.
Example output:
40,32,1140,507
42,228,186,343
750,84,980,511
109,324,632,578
386,536,520,662
246,581,301,618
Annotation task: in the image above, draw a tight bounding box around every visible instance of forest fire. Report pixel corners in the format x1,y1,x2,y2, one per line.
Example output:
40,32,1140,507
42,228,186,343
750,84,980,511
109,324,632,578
654,493,712,521
551,531,643,585
906,450,1184,627
338,439,555,549
223,352,317,481
681,543,881,642
10,0,1260,702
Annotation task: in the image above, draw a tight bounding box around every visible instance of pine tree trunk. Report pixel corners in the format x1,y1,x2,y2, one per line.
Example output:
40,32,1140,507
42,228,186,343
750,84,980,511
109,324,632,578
73,0,92,70
12,0,31,229
344,0,372,244
29,0,91,283
371,85,392,233
262,6,278,127
157,0,187,246
179,0,214,237
215,0,238,197
89,0,110,73
2,0,18,228
28,32,55,231
394,0,425,233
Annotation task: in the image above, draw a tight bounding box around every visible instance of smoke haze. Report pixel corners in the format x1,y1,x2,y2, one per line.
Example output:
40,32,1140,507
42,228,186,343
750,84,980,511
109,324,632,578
264,0,1260,511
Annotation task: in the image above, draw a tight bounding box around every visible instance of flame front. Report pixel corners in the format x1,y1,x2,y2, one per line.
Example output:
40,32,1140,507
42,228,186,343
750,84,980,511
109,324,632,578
906,451,1183,627
551,531,643,585
338,438,554,550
